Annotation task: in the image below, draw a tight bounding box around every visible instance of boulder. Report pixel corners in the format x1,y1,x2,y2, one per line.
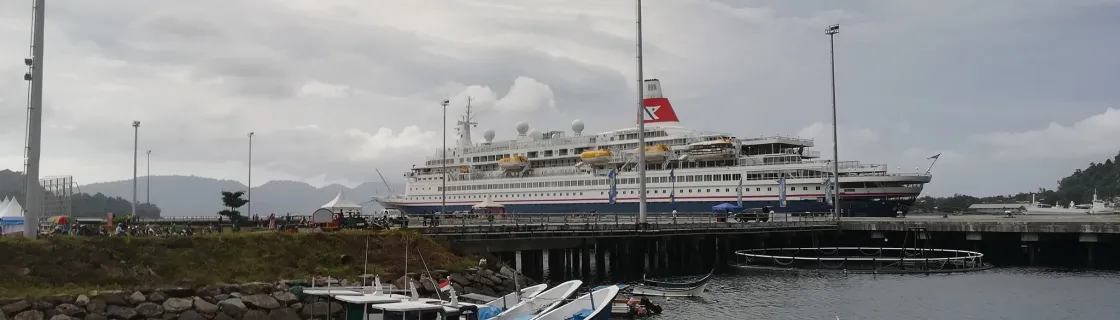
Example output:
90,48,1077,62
267,293,296,306
154,288,194,299
174,311,205,320
419,277,437,293
158,312,178,320
82,314,105,320
194,287,220,299
133,303,162,319
2,300,31,315
31,301,53,312
13,311,43,320
53,304,84,317
240,310,268,320
126,293,146,306
95,292,129,307
266,309,299,320
210,295,228,304
83,300,105,315
73,297,89,308
212,313,234,320
240,295,279,310
47,315,71,320
190,299,216,315
42,297,75,306
105,305,137,320
217,299,245,318
161,299,191,314
144,293,166,305
449,273,471,286
237,283,273,295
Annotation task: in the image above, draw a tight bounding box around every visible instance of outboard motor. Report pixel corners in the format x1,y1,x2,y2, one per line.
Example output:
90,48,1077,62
455,305,480,320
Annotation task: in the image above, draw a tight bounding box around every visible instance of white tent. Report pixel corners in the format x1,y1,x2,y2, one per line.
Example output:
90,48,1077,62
321,191,362,216
472,198,504,209
0,196,21,219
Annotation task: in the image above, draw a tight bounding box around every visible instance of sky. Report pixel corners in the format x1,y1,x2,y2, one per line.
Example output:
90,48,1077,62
0,0,1118,197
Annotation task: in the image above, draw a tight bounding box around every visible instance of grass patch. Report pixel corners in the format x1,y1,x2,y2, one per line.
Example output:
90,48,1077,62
0,230,473,298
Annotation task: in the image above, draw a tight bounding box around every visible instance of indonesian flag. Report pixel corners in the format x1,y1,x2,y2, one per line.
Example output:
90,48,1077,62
439,279,451,292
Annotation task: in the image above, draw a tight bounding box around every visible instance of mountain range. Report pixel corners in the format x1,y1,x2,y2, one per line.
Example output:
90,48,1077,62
80,175,404,217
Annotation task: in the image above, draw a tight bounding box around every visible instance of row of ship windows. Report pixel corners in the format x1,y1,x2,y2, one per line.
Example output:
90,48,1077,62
408,186,830,200
422,133,676,166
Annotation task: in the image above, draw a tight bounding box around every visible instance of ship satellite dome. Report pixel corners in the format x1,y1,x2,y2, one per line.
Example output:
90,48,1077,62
483,129,496,142
516,122,529,135
571,120,585,134
527,129,539,138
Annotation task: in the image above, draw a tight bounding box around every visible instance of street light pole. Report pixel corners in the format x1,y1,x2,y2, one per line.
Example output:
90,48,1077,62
22,0,47,238
132,121,140,218
440,99,449,216
826,24,841,220
248,132,254,218
146,150,151,204
636,0,648,224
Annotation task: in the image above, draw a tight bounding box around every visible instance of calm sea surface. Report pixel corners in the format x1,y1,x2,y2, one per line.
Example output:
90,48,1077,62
646,268,1120,320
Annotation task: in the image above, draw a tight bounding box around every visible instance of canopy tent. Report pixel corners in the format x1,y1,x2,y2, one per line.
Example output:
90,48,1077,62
472,198,504,209
320,191,362,216
711,203,742,213
0,196,25,221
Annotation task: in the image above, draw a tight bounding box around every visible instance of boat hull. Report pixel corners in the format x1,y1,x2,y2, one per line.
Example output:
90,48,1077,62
630,283,707,297
380,196,915,218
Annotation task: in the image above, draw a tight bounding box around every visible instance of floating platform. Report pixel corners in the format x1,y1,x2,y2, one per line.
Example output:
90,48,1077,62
730,246,994,274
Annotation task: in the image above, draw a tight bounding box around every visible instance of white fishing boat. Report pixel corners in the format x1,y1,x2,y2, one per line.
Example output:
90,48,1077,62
485,283,549,310
494,280,582,320
531,285,620,320
630,270,713,297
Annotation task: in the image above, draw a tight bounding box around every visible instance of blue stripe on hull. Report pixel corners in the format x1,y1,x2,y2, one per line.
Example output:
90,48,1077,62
392,199,914,218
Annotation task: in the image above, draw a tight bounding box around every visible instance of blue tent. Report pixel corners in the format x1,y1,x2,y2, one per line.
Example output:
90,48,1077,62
711,203,742,213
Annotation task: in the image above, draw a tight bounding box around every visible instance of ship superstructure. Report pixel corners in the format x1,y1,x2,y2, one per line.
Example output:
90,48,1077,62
376,80,931,217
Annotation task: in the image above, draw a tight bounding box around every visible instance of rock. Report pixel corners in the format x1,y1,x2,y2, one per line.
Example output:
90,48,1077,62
42,297,75,306
48,315,71,320
175,311,205,320
217,299,245,318
450,273,471,286
13,311,43,320
53,304,84,317
210,295,228,304
237,283,273,295
419,277,437,292
73,297,89,308
144,293,166,305
499,266,516,278
227,294,241,299
194,288,219,299
267,293,295,306
105,305,137,320
286,304,300,314
241,310,267,320
155,289,194,299
94,292,128,307
133,303,162,318
240,295,279,310
126,293,146,306
2,300,31,315
212,314,234,320
83,300,105,315
82,314,105,320
161,299,192,314
298,302,342,318
159,313,179,320
266,309,299,320
1,308,7,320
189,299,214,316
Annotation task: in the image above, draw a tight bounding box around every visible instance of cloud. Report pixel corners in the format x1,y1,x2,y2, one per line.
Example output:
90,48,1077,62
973,108,1120,159
795,122,879,159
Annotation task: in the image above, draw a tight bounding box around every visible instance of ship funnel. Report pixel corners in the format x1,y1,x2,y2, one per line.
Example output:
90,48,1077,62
642,79,680,126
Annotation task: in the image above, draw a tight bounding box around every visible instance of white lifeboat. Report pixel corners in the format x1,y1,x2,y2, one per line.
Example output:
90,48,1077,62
634,145,670,163
579,149,613,166
499,156,529,171
686,139,738,161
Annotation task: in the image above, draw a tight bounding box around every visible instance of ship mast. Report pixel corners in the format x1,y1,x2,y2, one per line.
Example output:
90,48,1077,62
636,0,648,224
457,97,476,150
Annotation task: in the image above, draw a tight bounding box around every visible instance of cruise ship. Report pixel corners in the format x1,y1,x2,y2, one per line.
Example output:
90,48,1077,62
376,80,932,217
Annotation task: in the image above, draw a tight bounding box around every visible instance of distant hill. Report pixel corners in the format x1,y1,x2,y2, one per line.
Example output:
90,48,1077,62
914,150,1120,211
80,175,404,217
0,169,161,218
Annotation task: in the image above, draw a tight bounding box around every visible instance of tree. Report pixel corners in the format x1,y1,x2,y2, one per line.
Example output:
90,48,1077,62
218,191,249,223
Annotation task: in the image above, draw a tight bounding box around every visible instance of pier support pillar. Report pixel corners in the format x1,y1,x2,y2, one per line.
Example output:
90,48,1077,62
1080,233,1098,267
1022,233,1039,266
659,237,670,276
581,245,592,281
595,242,607,281
871,231,885,239
547,249,564,282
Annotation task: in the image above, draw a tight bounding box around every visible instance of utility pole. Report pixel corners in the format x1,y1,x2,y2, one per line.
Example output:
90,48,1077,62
132,121,140,218
636,0,648,225
826,24,841,220
146,150,151,204
248,132,254,217
22,0,46,238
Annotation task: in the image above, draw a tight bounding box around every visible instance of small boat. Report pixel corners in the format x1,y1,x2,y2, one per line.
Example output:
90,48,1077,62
485,283,549,311
494,280,582,319
531,285,620,320
630,270,713,297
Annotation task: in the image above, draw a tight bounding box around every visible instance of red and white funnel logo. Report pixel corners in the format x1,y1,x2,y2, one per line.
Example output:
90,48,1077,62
643,97,680,124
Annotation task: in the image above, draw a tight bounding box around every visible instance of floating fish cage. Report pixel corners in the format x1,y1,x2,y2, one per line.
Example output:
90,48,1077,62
730,246,994,274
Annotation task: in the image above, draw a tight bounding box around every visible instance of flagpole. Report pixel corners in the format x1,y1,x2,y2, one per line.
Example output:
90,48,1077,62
924,154,940,174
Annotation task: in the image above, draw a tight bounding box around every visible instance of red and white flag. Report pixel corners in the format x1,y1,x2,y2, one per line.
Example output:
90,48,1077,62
439,279,451,292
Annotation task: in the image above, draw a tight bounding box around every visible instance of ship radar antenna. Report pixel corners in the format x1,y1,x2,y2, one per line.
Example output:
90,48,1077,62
456,97,477,149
